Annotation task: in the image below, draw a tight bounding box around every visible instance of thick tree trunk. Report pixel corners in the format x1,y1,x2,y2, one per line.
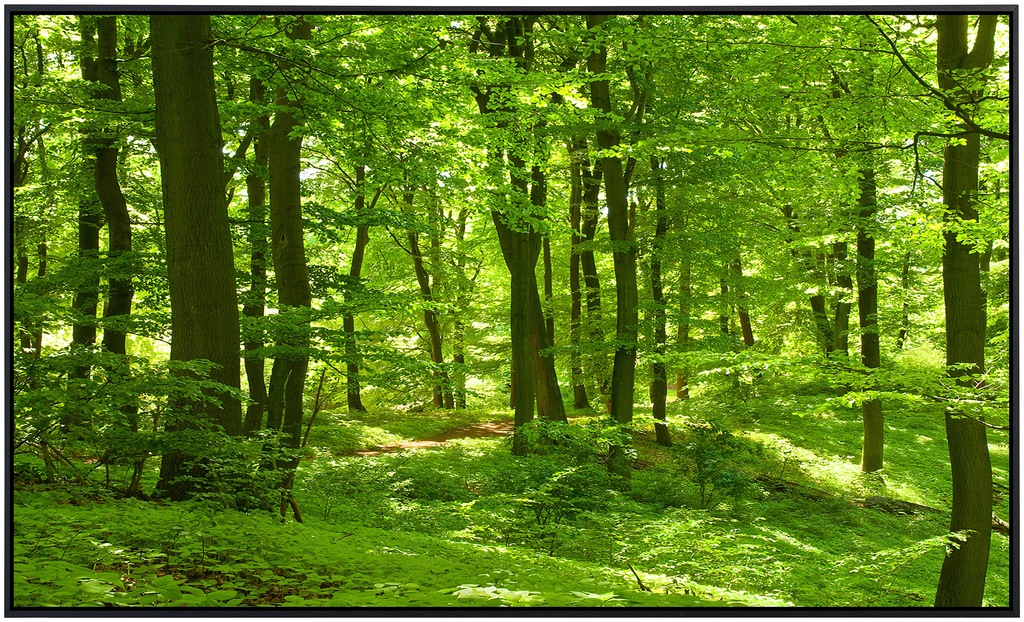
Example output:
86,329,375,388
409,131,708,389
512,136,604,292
151,14,243,499
856,168,883,473
649,156,670,446
933,14,996,608
242,77,270,434
588,14,637,473
568,147,590,408
266,18,314,495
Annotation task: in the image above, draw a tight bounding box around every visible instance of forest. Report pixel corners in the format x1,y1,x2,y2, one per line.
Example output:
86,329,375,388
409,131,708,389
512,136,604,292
9,11,1013,610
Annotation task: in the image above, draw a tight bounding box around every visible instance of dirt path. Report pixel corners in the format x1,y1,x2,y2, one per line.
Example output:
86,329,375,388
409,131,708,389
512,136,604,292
345,420,515,457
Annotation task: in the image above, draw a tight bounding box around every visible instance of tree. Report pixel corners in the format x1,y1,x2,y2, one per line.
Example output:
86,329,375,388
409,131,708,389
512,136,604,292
587,14,639,468
857,167,883,473
242,76,270,434
932,13,998,608
69,16,103,390
265,16,314,518
151,14,243,499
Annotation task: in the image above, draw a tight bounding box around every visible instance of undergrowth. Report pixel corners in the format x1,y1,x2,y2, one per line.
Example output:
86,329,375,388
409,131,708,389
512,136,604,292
11,376,1011,609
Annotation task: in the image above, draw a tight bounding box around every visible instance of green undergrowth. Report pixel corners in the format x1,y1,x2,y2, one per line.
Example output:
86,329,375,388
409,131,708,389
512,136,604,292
12,378,1011,609
12,488,762,608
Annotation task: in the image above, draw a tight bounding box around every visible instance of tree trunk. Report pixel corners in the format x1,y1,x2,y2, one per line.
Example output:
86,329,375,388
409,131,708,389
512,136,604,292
832,240,853,357
151,14,243,499
782,205,834,355
93,16,133,359
676,255,692,399
731,256,755,348
568,146,590,408
70,17,102,391
406,192,452,409
896,251,911,350
933,13,996,608
856,168,883,473
649,156,670,446
573,135,610,404
344,159,371,412
588,14,637,473
543,236,555,346
266,18,314,496
242,77,270,434
453,208,472,410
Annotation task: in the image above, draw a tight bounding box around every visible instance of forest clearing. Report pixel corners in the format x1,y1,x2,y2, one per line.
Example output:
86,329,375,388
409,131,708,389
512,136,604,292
9,11,1013,610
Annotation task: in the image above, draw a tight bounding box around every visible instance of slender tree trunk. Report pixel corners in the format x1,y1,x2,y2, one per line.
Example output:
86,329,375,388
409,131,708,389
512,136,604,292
731,255,755,348
242,77,270,434
151,14,243,499
782,206,834,355
568,147,590,408
543,237,555,345
676,255,692,399
588,14,637,473
94,16,133,359
832,240,853,357
526,162,566,422
453,208,472,410
406,194,451,409
895,251,911,350
344,159,372,412
857,168,883,472
649,156,670,446
933,14,997,608
266,18,314,500
70,17,102,390
574,136,609,404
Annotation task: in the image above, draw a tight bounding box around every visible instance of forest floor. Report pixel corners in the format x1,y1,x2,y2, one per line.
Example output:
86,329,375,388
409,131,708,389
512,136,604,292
343,419,515,456
11,377,1013,609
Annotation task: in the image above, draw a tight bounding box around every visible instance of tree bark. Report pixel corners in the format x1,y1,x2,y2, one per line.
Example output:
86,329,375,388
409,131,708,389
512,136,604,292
70,16,102,390
151,14,243,500
782,205,834,355
242,77,270,434
344,157,372,412
93,16,133,359
676,255,692,399
406,191,452,409
856,168,883,472
573,135,610,404
266,18,314,492
568,145,590,408
933,13,996,608
649,156,670,446
588,14,637,472
731,254,755,348
470,17,566,432
896,251,911,350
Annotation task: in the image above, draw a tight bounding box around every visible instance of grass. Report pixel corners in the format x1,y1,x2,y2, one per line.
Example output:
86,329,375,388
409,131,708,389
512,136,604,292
11,375,1012,609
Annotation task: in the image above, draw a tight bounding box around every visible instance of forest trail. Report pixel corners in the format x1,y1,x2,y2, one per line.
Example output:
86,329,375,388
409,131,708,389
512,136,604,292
344,420,516,457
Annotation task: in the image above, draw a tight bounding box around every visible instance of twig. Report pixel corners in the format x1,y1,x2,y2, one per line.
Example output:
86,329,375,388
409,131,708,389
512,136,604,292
626,561,652,592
